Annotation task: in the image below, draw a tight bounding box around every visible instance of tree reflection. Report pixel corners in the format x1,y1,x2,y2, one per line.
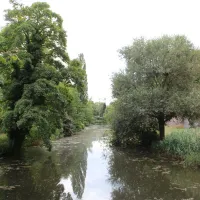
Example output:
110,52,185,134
108,150,199,200
0,155,67,200
0,125,107,200
55,126,103,199
58,143,88,199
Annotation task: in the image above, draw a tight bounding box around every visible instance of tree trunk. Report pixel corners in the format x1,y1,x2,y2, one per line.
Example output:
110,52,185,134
9,131,25,157
158,114,165,140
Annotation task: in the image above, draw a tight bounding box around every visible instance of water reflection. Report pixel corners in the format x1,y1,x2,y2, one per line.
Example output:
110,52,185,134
108,150,200,200
57,143,88,199
0,125,200,200
0,155,67,200
0,126,106,200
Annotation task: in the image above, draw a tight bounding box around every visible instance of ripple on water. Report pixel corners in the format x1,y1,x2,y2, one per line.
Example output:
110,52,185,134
0,125,200,200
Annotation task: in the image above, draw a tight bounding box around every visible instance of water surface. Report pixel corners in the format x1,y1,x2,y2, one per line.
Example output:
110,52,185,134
0,125,200,200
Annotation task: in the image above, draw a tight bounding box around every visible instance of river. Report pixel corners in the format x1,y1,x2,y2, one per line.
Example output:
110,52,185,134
0,125,200,200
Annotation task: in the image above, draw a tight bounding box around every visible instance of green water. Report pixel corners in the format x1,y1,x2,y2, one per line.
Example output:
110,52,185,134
0,125,200,200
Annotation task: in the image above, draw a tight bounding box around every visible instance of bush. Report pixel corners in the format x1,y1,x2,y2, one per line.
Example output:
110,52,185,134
106,96,159,148
155,128,200,166
111,110,158,147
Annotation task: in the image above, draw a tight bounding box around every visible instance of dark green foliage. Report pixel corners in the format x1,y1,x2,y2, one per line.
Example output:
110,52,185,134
110,98,158,147
0,1,70,154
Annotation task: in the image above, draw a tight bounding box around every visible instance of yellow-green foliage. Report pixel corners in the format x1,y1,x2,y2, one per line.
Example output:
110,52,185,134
104,103,115,124
83,101,94,125
165,126,184,135
67,87,94,130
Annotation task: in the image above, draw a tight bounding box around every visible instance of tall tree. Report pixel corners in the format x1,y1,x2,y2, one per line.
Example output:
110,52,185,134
0,1,70,155
78,53,88,101
68,54,88,103
112,35,200,141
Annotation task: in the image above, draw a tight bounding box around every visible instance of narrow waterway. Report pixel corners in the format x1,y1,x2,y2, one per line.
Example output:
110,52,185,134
0,125,200,200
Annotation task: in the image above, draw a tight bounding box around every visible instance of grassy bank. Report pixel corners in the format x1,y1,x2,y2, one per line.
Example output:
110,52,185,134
165,126,184,135
154,128,200,167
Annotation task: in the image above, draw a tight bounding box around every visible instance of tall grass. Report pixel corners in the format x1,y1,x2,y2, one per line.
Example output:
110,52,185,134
165,126,184,135
155,128,200,166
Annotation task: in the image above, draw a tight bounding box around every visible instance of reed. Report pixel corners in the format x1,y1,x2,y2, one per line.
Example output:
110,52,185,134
155,128,200,166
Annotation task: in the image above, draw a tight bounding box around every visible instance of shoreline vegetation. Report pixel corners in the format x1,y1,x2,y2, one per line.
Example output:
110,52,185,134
105,35,200,168
154,128,200,167
107,126,200,168
2,124,200,168
0,117,106,157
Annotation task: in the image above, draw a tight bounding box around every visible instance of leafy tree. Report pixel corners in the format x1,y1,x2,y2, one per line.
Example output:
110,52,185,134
59,54,92,131
83,100,94,125
67,87,86,130
0,1,71,155
57,57,91,134
78,53,88,101
66,87,94,131
93,102,106,117
112,35,200,142
104,103,115,124
68,55,88,103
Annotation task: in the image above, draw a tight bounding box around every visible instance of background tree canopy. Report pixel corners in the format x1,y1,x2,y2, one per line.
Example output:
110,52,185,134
110,35,200,146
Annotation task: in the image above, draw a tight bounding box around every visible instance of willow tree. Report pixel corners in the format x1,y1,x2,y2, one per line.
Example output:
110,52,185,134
112,36,200,141
0,1,71,155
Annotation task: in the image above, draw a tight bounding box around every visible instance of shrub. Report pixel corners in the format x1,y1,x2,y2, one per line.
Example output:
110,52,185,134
111,111,158,147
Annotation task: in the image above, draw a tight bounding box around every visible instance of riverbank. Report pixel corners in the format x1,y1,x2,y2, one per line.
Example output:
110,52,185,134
2,125,200,168
108,126,200,167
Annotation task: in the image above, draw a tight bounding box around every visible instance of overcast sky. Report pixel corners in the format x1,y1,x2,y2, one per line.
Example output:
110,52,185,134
1,0,200,104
